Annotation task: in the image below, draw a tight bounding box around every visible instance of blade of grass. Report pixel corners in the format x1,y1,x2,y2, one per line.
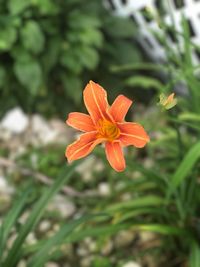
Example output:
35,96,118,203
189,241,200,267
168,117,200,132
28,214,106,267
110,62,168,72
0,225,3,263
125,75,163,92
132,224,188,236
116,207,167,223
167,141,200,197
107,195,165,212
2,162,79,267
23,223,130,256
23,222,188,259
179,113,200,122
0,187,31,262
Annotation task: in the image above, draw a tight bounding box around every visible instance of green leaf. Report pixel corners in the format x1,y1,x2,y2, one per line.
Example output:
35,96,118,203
132,224,187,236
168,141,200,195
2,162,79,267
79,46,99,70
21,21,45,54
32,0,59,15
61,44,99,71
78,28,103,48
107,41,141,65
68,12,101,29
0,188,31,262
61,73,82,105
41,37,61,73
179,112,200,122
14,58,42,95
125,75,163,91
107,195,165,212
105,16,136,38
11,46,32,61
71,223,187,241
117,208,165,223
0,26,17,51
189,241,200,267
60,49,83,74
8,0,31,14
110,62,167,72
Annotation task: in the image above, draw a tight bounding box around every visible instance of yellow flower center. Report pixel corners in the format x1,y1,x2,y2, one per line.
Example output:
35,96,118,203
96,119,120,141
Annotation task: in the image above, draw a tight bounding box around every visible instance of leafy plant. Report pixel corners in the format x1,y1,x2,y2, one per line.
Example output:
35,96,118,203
104,12,200,267
0,161,107,267
0,0,141,118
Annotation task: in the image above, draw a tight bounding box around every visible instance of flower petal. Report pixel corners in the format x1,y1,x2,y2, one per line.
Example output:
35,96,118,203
83,80,112,124
66,112,95,132
66,132,103,162
105,141,126,172
110,95,132,122
118,122,150,148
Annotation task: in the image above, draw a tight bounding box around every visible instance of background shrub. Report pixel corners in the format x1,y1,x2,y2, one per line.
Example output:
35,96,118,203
0,0,141,118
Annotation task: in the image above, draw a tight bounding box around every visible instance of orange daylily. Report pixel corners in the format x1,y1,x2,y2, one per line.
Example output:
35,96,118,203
65,81,150,172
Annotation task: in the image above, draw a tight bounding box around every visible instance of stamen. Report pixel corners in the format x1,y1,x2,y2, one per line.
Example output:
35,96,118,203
96,119,120,141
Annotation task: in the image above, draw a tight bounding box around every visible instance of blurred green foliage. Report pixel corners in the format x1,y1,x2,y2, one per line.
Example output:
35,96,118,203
0,0,141,118
2,6,200,267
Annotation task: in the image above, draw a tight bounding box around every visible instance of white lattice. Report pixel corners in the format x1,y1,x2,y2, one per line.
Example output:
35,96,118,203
106,0,200,64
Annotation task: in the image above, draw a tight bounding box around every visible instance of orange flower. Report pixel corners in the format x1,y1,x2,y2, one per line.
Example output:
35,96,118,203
65,81,150,172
